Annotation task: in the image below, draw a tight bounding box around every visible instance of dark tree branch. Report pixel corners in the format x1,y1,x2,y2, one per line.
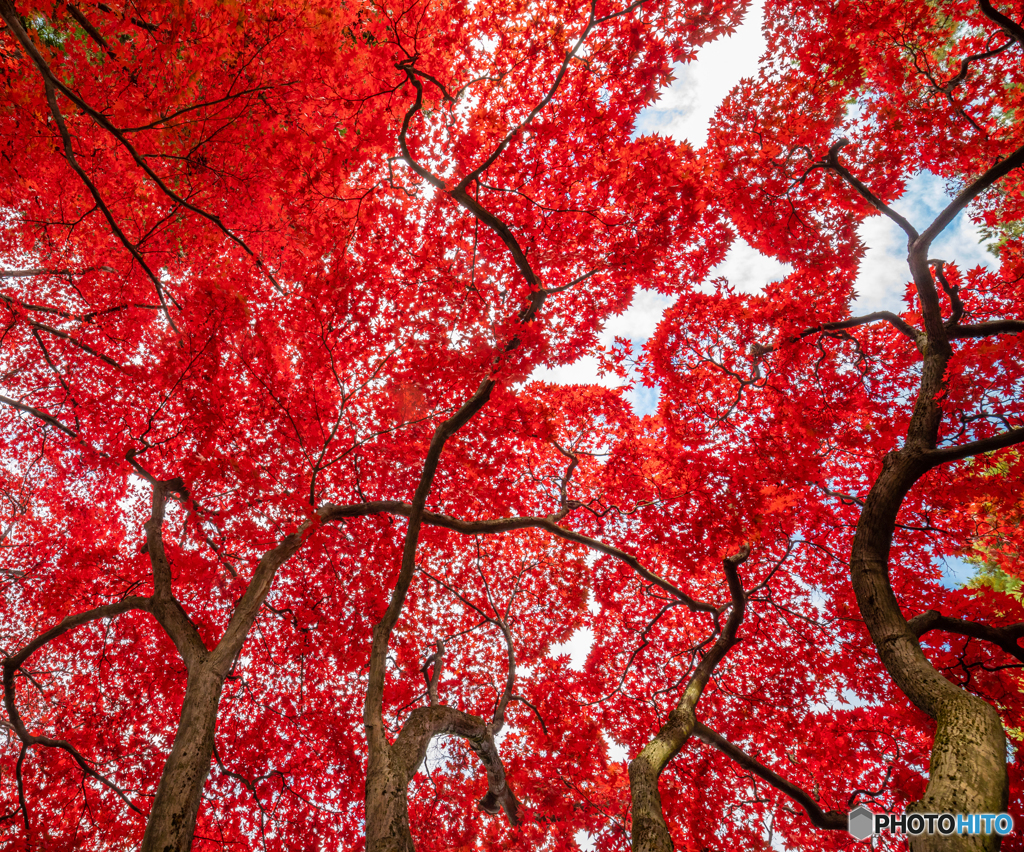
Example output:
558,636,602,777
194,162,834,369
392,705,521,826
16,744,29,837
0,0,284,296
23,316,123,369
364,377,497,734
948,319,1024,338
38,75,178,325
453,5,599,192
916,140,1024,253
925,427,1024,466
421,639,444,707
930,260,965,327
909,610,1024,664
933,38,1013,92
821,138,920,241
320,500,718,614
0,393,78,438
628,545,751,852
3,599,152,814
977,0,1024,48
66,3,118,61
786,312,921,345
135,474,211,672
692,722,846,831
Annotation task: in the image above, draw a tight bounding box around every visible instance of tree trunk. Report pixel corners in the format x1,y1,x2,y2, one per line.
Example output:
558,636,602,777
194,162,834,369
909,693,1008,852
140,667,225,852
851,449,1008,852
628,709,696,852
364,734,417,852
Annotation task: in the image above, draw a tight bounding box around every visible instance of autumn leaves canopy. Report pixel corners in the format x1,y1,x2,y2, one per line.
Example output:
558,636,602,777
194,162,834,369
1,0,1023,850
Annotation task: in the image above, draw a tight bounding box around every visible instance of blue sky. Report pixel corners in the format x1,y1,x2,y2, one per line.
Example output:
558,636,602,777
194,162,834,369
533,0,997,408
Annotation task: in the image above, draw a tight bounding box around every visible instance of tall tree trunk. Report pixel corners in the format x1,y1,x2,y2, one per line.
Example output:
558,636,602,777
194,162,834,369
850,316,1009,851
850,454,1008,852
628,550,748,852
140,667,225,852
628,709,696,852
365,734,417,852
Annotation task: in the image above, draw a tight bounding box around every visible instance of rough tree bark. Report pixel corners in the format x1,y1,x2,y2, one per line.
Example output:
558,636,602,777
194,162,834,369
628,546,749,852
361,377,524,852
834,151,1024,849
137,473,326,852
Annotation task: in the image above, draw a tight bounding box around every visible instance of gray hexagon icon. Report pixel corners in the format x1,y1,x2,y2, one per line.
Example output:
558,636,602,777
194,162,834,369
848,806,876,841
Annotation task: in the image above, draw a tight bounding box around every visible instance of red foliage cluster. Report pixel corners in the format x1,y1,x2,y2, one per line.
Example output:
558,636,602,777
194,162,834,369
0,0,1022,850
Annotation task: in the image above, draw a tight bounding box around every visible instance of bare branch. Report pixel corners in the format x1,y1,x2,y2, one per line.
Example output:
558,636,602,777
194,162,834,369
320,500,718,614
421,639,444,707
787,311,921,345
139,477,211,671
3,598,152,814
66,4,117,61
925,427,1024,467
627,545,751,849
916,140,1024,253
932,38,1013,93
977,0,1024,48
0,393,78,438
929,260,965,327
453,6,599,192
949,319,1024,338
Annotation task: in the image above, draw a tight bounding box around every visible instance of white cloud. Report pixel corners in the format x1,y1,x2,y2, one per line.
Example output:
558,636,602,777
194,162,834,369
708,236,793,294
533,6,768,404
635,0,767,147
853,172,996,315
532,289,673,413
552,625,593,670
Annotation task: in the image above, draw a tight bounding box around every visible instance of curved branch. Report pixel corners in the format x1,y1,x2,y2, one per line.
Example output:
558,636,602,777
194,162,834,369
930,259,965,327
677,546,750,709
140,478,210,671
692,722,846,831
821,138,919,241
392,705,520,826
3,598,152,814
320,500,717,614
978,0,1024,48
363,377,497,746
909,610,1024,664
934,38,1013,92
782,312,921,346
453,6,599,192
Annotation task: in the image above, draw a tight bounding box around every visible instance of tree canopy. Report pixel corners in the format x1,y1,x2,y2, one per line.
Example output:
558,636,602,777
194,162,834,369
0,0,1023,850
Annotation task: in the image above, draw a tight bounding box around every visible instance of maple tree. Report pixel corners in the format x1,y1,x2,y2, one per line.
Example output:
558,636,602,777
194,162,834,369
1,0,1023,850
